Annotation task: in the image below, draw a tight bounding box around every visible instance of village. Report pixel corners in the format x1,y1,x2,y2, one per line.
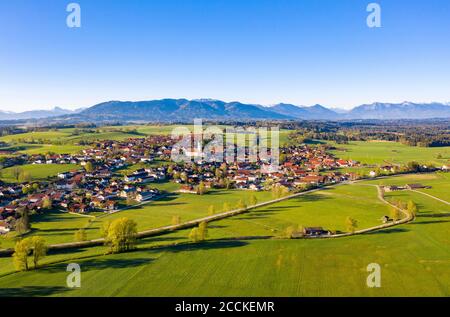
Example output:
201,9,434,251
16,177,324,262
0,133,367,235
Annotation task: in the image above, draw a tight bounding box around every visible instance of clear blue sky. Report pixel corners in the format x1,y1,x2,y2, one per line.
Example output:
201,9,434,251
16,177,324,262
1,0,449,112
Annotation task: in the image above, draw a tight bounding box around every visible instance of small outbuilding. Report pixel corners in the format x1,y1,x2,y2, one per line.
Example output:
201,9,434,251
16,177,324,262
303,227,331,237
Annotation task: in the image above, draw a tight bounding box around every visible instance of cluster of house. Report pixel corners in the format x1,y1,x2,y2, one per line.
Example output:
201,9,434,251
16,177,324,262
1,134,362,234
0,136,177,231
0,168,161,221
160,145,360,192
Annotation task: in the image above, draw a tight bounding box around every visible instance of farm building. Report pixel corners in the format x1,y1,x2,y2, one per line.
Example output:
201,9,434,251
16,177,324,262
303,227,331,237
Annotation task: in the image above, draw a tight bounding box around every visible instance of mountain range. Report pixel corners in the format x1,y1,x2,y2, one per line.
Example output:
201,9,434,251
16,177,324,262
1,100,450,122
0,107,83,121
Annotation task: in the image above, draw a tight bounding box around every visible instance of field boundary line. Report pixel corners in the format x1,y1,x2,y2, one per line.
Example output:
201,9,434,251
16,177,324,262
409,190,450,206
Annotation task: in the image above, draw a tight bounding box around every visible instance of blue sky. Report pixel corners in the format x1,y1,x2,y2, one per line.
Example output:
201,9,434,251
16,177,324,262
0,0,449,112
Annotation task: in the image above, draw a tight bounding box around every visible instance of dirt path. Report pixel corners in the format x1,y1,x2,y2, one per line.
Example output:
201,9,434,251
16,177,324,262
409,190,450,206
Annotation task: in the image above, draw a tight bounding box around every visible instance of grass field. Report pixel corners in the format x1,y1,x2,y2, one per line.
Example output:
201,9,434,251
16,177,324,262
0,198,448,296
0,164,79,183
89,189,274,234
203,184,390,239
0,173,448,296
329,141,450,166
0,125,293,156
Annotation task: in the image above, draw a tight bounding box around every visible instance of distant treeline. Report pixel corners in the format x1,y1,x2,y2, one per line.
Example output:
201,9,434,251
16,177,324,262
281,121,450,147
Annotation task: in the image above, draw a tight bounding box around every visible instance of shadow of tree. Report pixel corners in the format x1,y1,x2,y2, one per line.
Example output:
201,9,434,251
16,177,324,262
417,213,450,218
367,228,410,235
410,220,450,225
39,257,154,274
147,240,248,254
0,286,70,297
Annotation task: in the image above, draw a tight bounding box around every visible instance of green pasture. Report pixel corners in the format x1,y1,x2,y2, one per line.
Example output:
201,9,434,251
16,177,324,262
0,173,449,296
329,141,450,166
0,164,79,183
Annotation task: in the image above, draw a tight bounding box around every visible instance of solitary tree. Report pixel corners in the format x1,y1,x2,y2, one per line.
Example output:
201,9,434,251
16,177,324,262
280,186,290,197
390,206,401,221
249,195,258,206
223,202,231,212
180,172,188,184
271,185,280,199
13,239,32,271
74,228,87,242
345,217,358,233
42,197,53,210
407,200,418,217
30,236,47,269
11,167,22,181
172,215,181,226
104,217,138,253
85,161,94,173
15,208,31,235
198,221,208,241
208,205,215,216
236,199,247,210
197,181,207,195
188,227,200,243
100,221,111,238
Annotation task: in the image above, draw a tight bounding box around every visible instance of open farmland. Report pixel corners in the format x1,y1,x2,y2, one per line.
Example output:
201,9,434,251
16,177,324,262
0,164,79,183
0,183,448,297
329,141,450,166
203,184,391,239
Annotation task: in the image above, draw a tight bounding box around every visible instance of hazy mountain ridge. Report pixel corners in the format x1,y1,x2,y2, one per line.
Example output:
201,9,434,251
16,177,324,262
0,107,82,120
345,102,450,119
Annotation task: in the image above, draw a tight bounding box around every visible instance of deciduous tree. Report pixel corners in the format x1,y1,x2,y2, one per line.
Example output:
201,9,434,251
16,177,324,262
30,236,47,269
249,195,258,206
345,217,358,233
74,228,87,242
13,238,32,271
172,215,181,226
104,217,138,253
407,200,418,217
198,221,208,241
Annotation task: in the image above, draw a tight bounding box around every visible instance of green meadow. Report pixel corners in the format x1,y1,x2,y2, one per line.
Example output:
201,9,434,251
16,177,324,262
0,125,292,156
0,173,449,296
0,164,79,183
329,141,450,166
204,184,390,239
0,184,448,296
